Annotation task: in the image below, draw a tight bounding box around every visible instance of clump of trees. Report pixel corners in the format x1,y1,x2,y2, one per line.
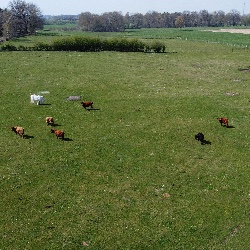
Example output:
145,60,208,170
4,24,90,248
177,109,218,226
0,0,43,40
78,11,125,32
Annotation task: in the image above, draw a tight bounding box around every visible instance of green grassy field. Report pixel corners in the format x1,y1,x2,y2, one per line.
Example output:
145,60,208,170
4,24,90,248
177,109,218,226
7,26,250,49
1,29,250,249
4,25,250,49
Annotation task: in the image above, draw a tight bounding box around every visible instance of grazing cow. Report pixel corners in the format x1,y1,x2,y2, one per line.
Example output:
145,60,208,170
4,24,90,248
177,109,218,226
30,94,45,105
81,101,93,109
11,126,24,138
51,129,64,140
46,117,54,126
217,117,228,127
195,132,204,142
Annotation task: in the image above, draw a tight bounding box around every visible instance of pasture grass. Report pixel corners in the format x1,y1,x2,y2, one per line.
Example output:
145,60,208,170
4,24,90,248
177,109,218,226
1,34,250,249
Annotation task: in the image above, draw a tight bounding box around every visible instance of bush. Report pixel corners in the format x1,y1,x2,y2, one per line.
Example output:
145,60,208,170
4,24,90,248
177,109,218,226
51,37,99,52
52,37,74,51
17,45,29,51
34,42,53,51
129,38,145,52
149,40,166,53
1,43,17,51
102,38,145,52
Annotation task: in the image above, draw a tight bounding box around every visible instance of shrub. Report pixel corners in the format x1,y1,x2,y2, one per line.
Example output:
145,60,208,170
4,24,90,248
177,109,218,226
52,37,74,51
150,40,166,53
129,38,145,52
104,38,145,52
34,42,52,51
53,37,101,52
17,45,29,51
1,43,17,51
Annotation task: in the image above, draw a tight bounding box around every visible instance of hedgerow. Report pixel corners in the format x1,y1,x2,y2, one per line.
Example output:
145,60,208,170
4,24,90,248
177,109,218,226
51,36,147,52
0,36,166,53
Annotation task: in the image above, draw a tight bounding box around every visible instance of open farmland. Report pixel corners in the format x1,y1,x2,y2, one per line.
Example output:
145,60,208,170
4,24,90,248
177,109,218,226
1,29,250,249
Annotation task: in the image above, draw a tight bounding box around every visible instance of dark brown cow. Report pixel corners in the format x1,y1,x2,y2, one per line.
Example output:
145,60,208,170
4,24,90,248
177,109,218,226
217,117,228,127
81,101,93,109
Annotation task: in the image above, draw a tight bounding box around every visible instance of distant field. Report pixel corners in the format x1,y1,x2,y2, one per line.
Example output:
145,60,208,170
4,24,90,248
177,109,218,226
4,26,250,49
1,29,250,249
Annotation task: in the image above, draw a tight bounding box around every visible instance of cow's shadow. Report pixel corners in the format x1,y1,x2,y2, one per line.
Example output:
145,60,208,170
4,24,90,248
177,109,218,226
51,123,61,127
86,108,100,111
226,125,235,129
63,138,73,142
23,135,34,139
201,140,211,145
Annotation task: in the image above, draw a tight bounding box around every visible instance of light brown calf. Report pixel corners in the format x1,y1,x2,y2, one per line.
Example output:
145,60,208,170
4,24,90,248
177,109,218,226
11,126,24,138
46,117,54,126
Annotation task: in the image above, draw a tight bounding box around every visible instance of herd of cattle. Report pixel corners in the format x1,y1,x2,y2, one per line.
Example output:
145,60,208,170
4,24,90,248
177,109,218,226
10,101,94,141
11,94,230,143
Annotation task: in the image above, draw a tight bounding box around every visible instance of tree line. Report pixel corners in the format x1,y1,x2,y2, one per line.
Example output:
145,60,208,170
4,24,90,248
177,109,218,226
1,0,250,40
78,9,250,32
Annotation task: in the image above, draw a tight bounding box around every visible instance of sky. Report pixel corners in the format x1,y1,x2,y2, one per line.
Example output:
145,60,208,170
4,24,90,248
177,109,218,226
1,0,249,16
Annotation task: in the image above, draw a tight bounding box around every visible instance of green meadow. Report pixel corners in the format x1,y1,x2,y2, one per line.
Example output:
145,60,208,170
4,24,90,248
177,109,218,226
1,28,250,249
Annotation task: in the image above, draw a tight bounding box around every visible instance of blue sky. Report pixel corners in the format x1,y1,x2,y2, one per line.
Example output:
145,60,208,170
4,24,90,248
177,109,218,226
1,0,249,16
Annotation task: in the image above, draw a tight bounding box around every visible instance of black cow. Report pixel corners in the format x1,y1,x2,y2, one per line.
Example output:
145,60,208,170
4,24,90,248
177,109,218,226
195,132,204,142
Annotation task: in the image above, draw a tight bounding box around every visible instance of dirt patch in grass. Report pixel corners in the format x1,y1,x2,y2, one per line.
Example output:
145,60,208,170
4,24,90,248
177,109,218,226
225,92,239,96
205,29,250,34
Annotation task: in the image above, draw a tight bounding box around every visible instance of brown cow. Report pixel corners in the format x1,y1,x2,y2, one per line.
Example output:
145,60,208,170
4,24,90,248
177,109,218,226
217,117,228,127
81,101,93,109
11,126,24,138
51,129,64,140
46,117,54,126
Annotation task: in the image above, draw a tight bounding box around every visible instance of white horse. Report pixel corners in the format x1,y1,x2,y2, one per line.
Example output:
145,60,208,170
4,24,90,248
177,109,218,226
30,94,45,105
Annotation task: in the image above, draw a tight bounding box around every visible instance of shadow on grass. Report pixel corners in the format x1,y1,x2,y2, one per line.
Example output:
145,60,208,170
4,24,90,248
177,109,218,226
63,138,73,142
51,123,61,127
86,108,100,111
23,135,34,139
220,125,235,129
201,140,211,145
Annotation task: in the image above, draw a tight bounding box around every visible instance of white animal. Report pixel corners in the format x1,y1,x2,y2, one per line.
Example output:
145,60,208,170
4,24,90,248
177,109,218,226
30,94,45,105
